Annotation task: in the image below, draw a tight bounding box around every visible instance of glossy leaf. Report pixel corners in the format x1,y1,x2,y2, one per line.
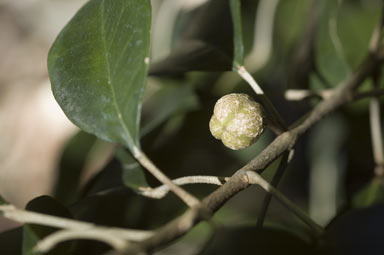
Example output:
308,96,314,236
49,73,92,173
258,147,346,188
48,0,151,151
229,0,244,67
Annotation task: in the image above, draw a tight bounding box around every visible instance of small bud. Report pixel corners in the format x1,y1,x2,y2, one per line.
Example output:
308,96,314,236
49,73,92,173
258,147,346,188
209,93,264,150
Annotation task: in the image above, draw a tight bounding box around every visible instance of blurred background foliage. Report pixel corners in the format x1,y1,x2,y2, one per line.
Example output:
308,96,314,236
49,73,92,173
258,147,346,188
0,0,384,254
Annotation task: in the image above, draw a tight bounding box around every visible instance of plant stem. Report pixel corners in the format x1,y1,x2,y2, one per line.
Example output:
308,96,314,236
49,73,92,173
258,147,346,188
256,151,289,228
35,229,128,253
140,175,229,199
133,148,200,207
0,205,153,241
246,171,324,236
369,89,384,176
237,66,287,134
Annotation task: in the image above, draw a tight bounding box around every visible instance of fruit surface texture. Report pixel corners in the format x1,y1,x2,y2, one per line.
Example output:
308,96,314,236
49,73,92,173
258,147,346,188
209,93,264,150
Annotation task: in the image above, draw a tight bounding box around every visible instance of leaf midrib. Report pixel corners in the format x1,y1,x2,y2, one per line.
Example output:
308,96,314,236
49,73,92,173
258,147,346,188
100,0,135,147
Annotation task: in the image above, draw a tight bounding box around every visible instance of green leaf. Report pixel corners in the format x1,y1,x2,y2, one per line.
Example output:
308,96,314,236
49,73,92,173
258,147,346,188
48,0,151,151
229,0,244,67
116,148,148,191
54,131,98,204
149,0,234,75
22,196,74,255
141,83,199,136
352,178,384,208
149,40,232,75
114,74,200,190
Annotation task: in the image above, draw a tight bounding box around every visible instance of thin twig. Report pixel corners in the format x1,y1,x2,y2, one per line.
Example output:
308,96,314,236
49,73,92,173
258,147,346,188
369,90,384,176
119,41,384,254
237,66,264,95
0,205,153,241
140,175,229,199
256,151,290,228
285,89,333,101
237,66,287,134
246,171,324,236
35,229,129,253
369,4,384,53
134,149,200,207
353,88,384,101
286,88,384,102
117,10,384,255
214,0,280,95
369,5,384,176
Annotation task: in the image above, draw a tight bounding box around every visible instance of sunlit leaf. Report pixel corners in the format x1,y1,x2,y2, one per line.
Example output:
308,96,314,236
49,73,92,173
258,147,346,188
48,0,151,151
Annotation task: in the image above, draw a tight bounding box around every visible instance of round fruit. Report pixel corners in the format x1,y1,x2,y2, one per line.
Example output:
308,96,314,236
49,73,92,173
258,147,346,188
209,93,264,150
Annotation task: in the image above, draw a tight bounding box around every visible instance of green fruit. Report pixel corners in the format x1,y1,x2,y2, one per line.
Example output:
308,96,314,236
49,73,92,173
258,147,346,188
209,93,264,150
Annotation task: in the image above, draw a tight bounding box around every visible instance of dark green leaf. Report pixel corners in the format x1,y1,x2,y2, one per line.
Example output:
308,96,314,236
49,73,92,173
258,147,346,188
229,0,244,67
80,158,124,197
22,196,74,255
48,0,151,151
71,160,183,230
149,0,234,74
312,0,380,88
149,40,232,75
116,148,148,191
141,83,199,136
69,188,138,255
352,178,384,208
54,131,98,204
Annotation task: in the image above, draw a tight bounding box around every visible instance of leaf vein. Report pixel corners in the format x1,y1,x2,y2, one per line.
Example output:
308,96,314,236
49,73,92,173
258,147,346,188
100,0,134,147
